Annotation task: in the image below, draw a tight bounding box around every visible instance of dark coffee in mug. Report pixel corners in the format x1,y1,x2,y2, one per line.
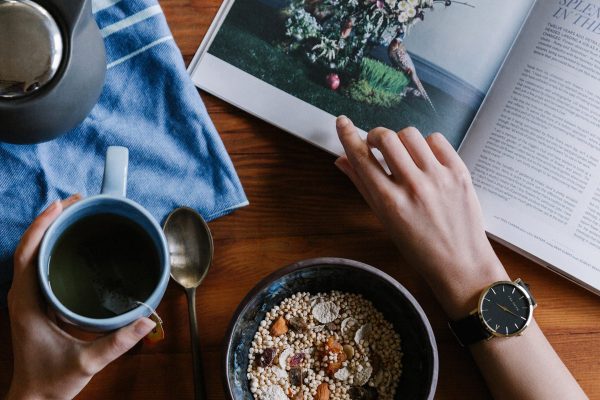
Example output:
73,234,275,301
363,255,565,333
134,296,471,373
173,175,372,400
48,213,161,318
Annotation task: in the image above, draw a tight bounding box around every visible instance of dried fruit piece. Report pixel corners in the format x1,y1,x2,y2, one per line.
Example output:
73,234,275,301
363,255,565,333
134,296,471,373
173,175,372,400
312,301,340,324
288,317,309,332
315,382,330,400
289,367,304,386
334,367,350,381
263,385,288,400
326,360,342,376
354,323,371,345
289,352,305,367
278,347,293,369
257,347,277,367
270,316,288,337
353,364,373,386
326,336,343,354
343,344,355,360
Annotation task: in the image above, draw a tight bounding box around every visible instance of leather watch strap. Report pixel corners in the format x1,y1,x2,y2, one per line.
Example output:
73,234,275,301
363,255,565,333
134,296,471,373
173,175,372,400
448,313,492,347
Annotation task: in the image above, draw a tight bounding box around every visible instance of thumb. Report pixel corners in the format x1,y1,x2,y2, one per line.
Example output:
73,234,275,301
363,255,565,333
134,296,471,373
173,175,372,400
84,318,155,374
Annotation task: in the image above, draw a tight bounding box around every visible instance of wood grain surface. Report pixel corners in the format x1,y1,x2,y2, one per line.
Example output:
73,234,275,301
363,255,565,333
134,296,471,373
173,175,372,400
1,0,599,398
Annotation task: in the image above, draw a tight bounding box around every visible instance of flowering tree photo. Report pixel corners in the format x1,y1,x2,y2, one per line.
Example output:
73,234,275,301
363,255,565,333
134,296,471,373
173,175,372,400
283,0,470,107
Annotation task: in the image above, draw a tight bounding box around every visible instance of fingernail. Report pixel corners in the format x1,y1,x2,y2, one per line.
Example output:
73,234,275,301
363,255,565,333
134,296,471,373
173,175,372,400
334,158,348,174
336,115,350,129
65,193,82,202
134,318,156,336
70,193,82,200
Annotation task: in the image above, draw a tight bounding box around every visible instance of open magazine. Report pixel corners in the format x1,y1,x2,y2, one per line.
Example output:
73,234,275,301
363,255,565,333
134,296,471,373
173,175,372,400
189,0,600,295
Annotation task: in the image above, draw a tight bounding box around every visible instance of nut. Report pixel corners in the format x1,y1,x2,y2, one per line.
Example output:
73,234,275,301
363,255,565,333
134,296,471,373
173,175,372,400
343,344,355,360
315,382,330,400
270,316,288,337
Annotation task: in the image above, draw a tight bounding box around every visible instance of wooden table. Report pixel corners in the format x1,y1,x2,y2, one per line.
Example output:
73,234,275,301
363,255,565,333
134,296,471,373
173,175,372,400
2,0,600,398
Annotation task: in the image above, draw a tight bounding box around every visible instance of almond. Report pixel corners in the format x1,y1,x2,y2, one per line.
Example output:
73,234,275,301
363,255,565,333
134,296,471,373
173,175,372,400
270,316,288,337
315,382,330,400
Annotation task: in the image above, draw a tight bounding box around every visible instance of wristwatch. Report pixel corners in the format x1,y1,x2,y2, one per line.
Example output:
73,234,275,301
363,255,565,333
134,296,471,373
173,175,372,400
448,278,537,347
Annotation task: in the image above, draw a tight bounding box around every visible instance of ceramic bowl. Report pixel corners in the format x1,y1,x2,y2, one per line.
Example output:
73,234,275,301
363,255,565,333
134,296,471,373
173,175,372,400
224,257,438,399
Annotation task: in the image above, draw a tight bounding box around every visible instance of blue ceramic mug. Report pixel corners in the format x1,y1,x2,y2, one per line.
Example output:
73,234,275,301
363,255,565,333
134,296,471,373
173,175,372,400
38,146,170,331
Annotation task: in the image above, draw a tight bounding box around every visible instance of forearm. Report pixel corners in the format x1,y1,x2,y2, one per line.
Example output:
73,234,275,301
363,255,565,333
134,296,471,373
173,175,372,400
433,254,587,400
471,319,587,400
333,118,587,400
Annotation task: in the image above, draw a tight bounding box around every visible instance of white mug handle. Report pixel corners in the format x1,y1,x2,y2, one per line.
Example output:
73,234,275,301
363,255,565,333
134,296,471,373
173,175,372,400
101,146,128,197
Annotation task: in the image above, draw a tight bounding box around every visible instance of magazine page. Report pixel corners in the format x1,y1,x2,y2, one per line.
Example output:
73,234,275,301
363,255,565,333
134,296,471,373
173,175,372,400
189,0,533,154
459,0,600,292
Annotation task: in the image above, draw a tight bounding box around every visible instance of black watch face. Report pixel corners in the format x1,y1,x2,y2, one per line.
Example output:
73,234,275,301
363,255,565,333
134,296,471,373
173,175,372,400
480,282,532,336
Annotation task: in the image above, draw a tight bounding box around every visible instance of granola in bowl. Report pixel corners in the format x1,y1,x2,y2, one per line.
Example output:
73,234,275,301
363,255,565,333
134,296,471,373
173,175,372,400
247,291,403,400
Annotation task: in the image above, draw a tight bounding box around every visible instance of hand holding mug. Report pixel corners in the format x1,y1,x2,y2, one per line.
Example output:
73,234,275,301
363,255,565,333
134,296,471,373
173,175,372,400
7,195,156,400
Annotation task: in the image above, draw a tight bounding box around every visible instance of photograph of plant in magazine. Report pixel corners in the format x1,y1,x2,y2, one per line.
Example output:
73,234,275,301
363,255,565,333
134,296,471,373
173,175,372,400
208,0,520,148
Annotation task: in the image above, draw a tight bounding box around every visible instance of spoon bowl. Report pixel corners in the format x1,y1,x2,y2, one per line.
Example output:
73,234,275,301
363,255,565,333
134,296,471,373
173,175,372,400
164,207,213,288
163,207,213,400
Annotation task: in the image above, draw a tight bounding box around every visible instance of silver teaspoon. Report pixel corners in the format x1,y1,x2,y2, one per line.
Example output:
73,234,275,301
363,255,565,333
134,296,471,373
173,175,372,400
163,207,213,400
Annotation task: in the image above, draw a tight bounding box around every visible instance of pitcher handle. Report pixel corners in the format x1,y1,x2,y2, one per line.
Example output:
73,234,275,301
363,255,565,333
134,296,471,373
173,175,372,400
49,0,89,31
101,146,128,197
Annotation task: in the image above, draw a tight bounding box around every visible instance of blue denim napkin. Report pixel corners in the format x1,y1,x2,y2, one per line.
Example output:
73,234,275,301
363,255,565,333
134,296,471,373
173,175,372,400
0,0,248,306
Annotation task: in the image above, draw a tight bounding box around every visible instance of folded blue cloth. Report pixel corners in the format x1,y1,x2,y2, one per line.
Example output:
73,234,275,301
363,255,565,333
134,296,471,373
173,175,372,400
0,0,248,307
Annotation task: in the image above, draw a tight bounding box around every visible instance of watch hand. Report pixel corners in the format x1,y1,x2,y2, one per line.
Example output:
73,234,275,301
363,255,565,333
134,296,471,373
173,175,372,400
495,302,523,319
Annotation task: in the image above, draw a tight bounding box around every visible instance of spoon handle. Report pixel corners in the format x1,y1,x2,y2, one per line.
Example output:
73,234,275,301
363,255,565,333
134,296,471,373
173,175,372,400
186,287,207,400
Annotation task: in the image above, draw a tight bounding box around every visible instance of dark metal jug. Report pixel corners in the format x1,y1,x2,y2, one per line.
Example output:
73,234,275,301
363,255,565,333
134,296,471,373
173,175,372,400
0,0,106,144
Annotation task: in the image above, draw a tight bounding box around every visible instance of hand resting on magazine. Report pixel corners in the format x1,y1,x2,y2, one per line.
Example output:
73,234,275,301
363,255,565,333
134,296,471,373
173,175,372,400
334,115,587,400
334,116,508,319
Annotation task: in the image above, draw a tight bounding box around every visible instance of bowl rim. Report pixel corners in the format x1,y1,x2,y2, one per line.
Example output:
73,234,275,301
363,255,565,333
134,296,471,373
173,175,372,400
222,257,439,400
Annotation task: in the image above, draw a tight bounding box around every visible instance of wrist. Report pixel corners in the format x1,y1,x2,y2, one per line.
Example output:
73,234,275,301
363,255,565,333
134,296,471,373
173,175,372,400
431,254,510,320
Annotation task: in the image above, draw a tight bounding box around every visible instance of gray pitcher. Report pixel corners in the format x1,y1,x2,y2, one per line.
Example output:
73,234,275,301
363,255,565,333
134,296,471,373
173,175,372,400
0,0,106,144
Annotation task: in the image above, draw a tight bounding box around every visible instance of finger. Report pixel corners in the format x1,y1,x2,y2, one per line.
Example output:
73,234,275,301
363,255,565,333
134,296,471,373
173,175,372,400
13,200,63,274
367,127,421,182
335,155,377,209
11,194,82,315
83,318,156,374
61,193,82,209
336,116,391,189
425,133,464,169
14,194,81,274
397,127,439,171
